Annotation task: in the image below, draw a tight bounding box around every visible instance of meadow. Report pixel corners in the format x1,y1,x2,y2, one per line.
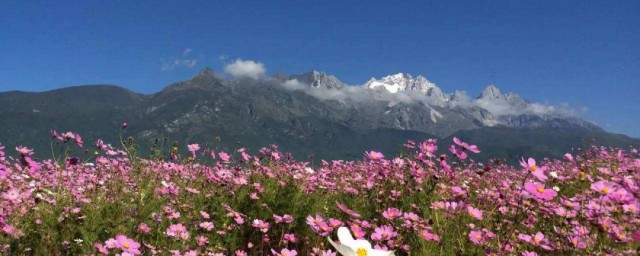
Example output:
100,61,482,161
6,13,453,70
0,128,638,255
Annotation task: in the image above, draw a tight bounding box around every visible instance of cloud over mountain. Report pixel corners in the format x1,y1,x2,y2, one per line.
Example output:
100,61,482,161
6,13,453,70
224,59,266,79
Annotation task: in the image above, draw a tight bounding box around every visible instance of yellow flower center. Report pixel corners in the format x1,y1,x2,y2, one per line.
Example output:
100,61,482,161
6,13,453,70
283,253,288,256
601,187,609,194
123,242,130,249
475,234,481,240
382,232,388,237
537,187,544,193
533,237,541,244
530,165,538,171
356,248,368,256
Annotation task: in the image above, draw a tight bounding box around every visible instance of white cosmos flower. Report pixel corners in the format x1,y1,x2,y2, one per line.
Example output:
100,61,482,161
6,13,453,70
328,227,394,256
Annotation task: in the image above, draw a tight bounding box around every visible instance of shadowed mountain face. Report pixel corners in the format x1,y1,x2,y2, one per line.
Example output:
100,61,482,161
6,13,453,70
1,68,637,162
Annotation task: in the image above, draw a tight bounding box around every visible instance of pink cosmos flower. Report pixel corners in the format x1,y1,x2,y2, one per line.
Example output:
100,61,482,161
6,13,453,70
136,223,150,234
518,232,552,250
199,221,215,231
564,153,574,162
371,225,397,241
196,236,209,246
419,139,438,156
165,224,190,240
453,137,480,153
271,248,298,256
450,137,480,159
105,238,118,249
365,151,384,161
218,152,231,162
273,214,294,223
524,182,557,200
520,157,548,182
336,202,361,218
382,207,402,220
115,235,141,255
467,206,484,220
420,230,440,242
284,233,298,243
51,129,64,141
252,219,270,233
522,251,538,256
187,144,200,158
74,133,83,147
590,181,616,195
184,250,198,256
469,230,484,244
15,146,33,156
94,243,109,255
2,188,21,202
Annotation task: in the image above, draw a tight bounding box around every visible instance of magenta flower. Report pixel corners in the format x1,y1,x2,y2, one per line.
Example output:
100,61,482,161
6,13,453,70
382,207,402,220
518,232,552,250
284,233,298,243
136,223,151,234
524,182,557,200
469,230,484,244
271,248,298,256
165,224,190,240
419,139,438,156
199,221,215,231
590,181,616,195
365,151,385,161
371,225,397,241
252,219,271,233
453,137,480,153
450,137,480,159
274,214,294,223
15,146,33,156
467,206,484,220
218,151,231,162
94,243,109,255
187,143,200,158
336,202,361,218
420,230,440,242
2,188,21,202
520,157,548,182
115,235,141,255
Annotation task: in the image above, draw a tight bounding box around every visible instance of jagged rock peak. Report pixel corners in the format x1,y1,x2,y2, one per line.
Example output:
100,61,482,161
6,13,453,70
291,70,346,89
192,67,216,79
478,84,502,99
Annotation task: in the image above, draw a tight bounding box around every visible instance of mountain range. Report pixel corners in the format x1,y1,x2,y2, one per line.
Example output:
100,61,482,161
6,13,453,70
1,68,638,162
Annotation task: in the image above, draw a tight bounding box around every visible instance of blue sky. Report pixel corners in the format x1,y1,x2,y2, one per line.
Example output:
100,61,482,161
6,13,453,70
1,0,639,137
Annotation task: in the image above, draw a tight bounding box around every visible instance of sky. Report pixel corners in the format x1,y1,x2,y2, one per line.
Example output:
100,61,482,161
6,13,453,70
0,0,639,137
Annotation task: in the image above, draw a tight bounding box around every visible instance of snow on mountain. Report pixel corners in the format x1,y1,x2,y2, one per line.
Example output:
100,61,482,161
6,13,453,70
290,70,346,89
364,73,434,93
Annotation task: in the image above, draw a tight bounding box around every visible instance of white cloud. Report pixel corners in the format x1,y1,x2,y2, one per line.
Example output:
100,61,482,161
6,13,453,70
160,48,199,71
182,48,193,57
224,59,266,79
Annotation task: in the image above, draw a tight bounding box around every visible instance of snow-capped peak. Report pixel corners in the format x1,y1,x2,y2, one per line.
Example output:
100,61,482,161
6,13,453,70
364,73,437,93
363,73,447,101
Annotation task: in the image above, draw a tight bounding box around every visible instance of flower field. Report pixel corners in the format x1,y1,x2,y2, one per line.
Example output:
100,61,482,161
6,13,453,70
0,130,639,255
